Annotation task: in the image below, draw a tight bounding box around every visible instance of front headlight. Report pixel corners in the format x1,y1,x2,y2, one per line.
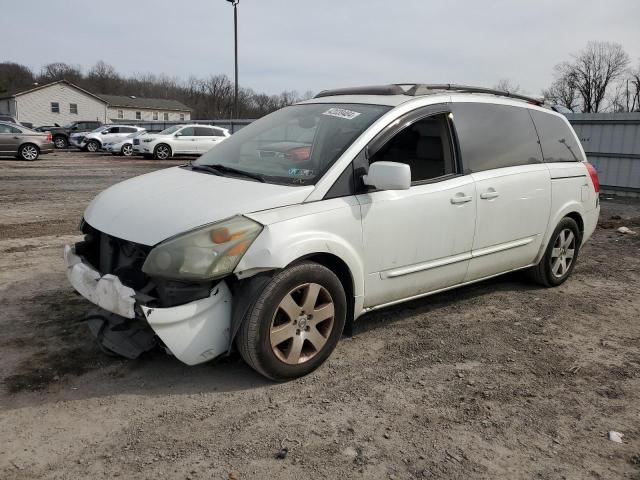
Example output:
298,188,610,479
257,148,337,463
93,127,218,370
142,216,263,281
143,138,154,143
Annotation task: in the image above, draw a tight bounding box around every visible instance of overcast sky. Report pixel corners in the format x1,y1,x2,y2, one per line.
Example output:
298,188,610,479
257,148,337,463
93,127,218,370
4,0,640,96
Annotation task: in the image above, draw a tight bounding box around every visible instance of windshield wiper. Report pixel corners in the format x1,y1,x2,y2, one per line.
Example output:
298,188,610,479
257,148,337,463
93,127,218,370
189,163,223,176
203,163,266,183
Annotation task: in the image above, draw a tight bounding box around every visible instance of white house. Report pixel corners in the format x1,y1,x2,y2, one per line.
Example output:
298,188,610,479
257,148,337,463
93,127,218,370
0,80,192,126
98,94,191,122
0,81,107,125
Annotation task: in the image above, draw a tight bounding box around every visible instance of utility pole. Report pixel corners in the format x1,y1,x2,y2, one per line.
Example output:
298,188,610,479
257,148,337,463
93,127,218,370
226,0,239,120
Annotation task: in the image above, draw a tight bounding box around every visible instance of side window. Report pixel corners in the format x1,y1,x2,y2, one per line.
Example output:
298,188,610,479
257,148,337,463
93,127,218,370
179,127,195,136
530,110,582,162
212,128,225,137
108,127,120,133
369,113,455,183
194,127,214,136
0,124,20,134
451,103,542,173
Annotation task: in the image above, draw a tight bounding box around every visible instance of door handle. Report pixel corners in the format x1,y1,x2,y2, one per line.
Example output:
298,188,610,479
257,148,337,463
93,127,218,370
450,194,473,204
480,191,500,200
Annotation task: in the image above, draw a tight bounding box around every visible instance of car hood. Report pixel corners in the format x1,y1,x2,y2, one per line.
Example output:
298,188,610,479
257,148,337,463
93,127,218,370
84,166,314,245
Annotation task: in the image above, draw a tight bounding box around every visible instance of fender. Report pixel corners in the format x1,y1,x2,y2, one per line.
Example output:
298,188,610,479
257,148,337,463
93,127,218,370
534,199,586,264
235,225,365,298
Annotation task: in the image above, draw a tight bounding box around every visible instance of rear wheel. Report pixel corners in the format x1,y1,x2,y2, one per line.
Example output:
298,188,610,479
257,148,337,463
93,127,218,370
154,144,171,160
528,217,581,287
18,143,39,161
86,140,100,152
121,143,133,156
236,261,346,381
53,136,68,149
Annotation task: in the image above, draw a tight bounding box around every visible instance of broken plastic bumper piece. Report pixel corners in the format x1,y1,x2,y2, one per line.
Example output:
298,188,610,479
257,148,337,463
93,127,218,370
64,244,233,365
64,244,136,318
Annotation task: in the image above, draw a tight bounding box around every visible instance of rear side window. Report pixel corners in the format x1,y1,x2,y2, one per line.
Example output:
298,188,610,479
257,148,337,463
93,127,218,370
121,127,137,133
530,110,582,162
194,127,214,136
451,103,542,173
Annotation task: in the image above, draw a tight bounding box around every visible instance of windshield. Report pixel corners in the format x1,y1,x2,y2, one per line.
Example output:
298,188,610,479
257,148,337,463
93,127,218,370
159,125,182,135
194,103,390,185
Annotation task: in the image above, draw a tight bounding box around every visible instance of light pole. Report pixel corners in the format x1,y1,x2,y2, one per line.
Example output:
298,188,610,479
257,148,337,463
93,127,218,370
226,0,239,120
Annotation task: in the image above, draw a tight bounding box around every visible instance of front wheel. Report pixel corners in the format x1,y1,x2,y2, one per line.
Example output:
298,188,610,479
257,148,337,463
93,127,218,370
236,262,346,381
153,144,171,160
86,140,100,152
528,217,582,287
121,143,133,156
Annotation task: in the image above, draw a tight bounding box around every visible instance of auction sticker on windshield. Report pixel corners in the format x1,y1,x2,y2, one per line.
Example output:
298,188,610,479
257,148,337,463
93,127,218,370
322,107,361,120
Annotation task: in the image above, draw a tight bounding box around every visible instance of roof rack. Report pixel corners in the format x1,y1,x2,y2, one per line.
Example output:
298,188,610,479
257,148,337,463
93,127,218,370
314,84,406,98
313,83,545,107
402,84,544,106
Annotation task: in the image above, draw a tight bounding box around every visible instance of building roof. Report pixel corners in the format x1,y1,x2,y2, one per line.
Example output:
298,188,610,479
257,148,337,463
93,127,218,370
0,80,107,103
96,94,192,112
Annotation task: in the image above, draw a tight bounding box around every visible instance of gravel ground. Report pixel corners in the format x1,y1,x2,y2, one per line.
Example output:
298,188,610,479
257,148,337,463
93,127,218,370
0,151,639,480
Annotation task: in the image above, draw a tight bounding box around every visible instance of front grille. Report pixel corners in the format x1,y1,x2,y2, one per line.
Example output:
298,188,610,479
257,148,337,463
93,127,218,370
76,222,151,291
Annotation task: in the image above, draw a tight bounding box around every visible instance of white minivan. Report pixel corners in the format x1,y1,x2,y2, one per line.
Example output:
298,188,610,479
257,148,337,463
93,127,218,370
65,84,600,380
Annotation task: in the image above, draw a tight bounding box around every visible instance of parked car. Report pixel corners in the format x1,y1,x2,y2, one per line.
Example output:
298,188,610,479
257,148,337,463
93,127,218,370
81,125,145,152
44,121,104,149
69,126,106,149
0,121,54,160
65,84,600,381
104,130,147,156
133,124,230,159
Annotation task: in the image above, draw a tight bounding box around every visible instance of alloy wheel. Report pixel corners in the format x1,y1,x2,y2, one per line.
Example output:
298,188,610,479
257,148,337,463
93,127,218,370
551,228,576,278
122,144,133,156
269,283,335,365
156,145,170,159
54,137,66,149
87,141,99,152
21,145,38,160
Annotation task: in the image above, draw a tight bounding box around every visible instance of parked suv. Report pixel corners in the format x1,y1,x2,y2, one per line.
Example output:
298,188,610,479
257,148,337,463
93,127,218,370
42,121,103,149
65,84,600,380
81,125,145,152
134,124,230,159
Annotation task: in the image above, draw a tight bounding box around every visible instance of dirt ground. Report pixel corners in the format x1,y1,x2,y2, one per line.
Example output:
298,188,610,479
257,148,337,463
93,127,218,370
0,150,639,480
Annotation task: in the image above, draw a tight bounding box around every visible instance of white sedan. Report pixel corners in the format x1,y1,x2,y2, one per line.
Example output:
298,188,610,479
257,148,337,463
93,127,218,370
104,130,148,156
133,124,230,159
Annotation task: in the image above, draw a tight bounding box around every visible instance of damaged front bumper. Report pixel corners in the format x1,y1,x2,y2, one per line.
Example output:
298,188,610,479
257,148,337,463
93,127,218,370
64,245,233,365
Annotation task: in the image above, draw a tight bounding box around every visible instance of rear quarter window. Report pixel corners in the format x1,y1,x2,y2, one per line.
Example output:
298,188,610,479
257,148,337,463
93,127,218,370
530,110,583,162
451,103,542,173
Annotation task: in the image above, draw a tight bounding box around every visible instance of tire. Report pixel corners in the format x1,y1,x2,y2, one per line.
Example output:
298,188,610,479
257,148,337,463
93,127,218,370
18,143,39,161
121,143,133,156
528,217,582,287
53,136,68,149
86,140,100,152
236,261,347,381
153,144,171,160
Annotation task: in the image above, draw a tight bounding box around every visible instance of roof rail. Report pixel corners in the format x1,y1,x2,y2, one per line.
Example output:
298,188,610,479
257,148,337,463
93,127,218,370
401,84,544,106
313,83,546,107
314,84,405,98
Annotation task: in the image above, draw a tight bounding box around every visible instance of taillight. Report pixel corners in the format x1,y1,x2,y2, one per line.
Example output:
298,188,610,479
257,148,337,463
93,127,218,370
585,162,600,193
46,133,52,142
289,146,311,161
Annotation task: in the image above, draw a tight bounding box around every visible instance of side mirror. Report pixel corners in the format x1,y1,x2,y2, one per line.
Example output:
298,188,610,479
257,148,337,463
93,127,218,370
362,161,411,191
175,132,182,137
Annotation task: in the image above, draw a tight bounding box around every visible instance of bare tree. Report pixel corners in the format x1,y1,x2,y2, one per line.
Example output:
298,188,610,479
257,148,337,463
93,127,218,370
39,62,82,84
554,41,630,112
494,79,521,93
0,62,35,94
542,68,580,112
